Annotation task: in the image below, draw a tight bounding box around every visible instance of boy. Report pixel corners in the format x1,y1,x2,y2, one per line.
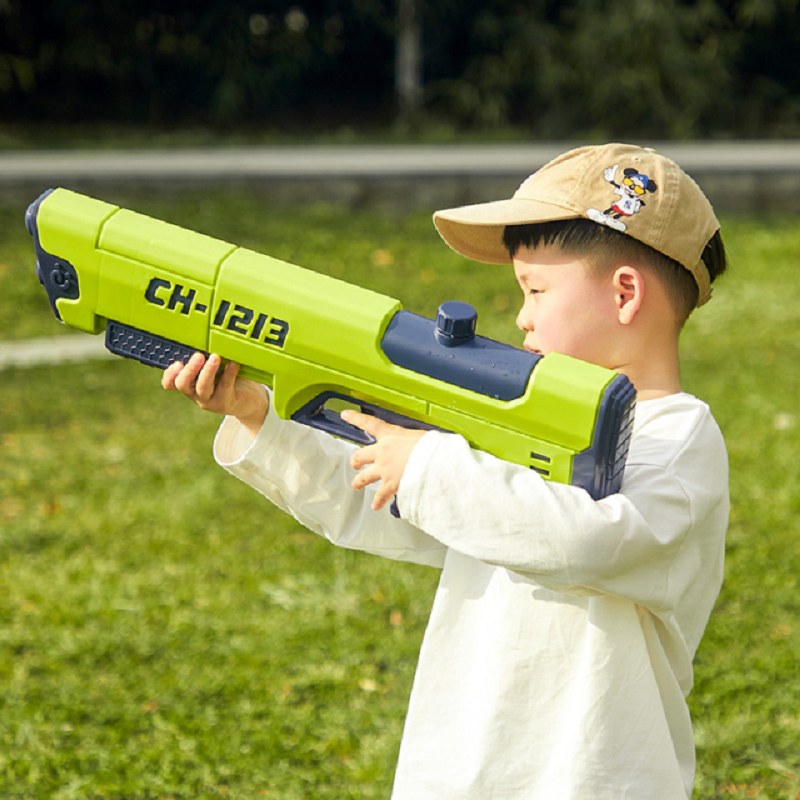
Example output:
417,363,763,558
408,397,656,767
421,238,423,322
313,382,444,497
163,143,729,799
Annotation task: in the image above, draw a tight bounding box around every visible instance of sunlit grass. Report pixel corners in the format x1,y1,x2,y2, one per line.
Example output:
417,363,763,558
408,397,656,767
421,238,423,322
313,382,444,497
1,193,799,798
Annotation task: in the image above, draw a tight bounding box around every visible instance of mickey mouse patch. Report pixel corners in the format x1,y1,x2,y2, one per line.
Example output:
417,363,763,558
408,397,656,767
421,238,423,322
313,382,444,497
587,164,657,232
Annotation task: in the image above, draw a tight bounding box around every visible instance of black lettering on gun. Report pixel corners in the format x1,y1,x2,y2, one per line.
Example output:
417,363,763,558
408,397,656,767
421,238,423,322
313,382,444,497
227,304,254,334
251,313,269,339
169,284,196,315
145,279,289,348
265,318,289,347
211,298,290,349
145,277,205,315
145,277,171,307
213,299,230,326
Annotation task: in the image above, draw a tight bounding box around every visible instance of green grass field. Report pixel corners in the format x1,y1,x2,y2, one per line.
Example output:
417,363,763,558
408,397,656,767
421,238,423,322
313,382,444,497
1,189,799,799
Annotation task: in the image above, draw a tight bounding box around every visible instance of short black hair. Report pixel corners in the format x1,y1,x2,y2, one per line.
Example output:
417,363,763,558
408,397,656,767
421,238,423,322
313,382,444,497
502,219,727,324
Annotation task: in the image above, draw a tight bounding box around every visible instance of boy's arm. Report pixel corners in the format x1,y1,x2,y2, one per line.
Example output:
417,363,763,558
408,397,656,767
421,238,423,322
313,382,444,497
163,353,448,569
346,407,727,617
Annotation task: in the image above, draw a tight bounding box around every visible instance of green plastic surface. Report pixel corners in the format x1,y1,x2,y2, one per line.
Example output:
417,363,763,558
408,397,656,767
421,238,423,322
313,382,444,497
36,188,624,488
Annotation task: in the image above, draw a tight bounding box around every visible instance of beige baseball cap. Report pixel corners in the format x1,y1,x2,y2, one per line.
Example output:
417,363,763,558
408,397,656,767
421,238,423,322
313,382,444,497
433,143,720,306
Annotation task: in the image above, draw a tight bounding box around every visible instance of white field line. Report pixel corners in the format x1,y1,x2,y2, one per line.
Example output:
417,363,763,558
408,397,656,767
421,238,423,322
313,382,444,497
0,334,114,370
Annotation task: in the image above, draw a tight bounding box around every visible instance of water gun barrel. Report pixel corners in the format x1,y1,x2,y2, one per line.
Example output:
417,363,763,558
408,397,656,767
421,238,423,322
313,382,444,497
26,188,635,500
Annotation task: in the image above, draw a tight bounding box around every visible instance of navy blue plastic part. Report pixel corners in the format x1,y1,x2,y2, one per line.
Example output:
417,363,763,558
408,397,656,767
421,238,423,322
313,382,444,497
382,309,540,401
105,320,207,369
570,374,636,500
25,188,81,321
291,390,443,446
435,301,478,346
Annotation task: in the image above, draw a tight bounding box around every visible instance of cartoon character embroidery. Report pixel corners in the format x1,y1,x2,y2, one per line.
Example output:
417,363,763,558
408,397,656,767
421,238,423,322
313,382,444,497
587,164,657,232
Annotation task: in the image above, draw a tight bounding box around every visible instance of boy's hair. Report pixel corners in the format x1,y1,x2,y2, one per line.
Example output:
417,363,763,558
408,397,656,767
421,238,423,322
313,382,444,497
502,219,728,325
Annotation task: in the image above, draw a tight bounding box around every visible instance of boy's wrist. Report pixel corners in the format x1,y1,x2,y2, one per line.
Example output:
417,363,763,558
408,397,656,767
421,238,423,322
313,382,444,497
237,386,269,438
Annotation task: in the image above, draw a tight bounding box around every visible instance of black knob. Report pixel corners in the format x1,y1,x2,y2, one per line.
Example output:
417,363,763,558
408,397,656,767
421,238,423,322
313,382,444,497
435,301,477,347
51,264,71,289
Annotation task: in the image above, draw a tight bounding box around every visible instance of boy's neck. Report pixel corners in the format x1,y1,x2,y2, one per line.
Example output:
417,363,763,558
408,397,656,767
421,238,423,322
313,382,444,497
617,337,682,402
632,383,683,403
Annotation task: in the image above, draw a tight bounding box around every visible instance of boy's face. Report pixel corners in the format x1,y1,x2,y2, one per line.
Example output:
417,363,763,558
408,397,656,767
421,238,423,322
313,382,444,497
513,244,619,368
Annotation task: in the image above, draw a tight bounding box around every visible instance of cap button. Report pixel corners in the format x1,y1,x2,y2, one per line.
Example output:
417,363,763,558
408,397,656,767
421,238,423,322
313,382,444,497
435,301,477,347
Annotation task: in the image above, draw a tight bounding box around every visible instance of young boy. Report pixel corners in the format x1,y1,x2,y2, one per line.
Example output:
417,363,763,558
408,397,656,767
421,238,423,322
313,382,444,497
163,143,729,799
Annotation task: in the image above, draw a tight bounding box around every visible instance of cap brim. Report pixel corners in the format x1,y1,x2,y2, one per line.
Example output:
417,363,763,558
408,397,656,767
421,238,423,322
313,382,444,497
433,198,580,264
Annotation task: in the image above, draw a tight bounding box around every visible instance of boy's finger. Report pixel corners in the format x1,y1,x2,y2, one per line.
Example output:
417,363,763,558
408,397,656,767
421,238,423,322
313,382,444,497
162,361,183,390
371,483,395,512
173,352,205,396
218,360,240,391
350,443,376,471
352,464,380,491
195,354,221,401
341,410,389,438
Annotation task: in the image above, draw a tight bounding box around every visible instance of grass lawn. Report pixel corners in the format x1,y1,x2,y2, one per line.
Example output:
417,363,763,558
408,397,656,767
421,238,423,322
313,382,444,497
1,189,799,799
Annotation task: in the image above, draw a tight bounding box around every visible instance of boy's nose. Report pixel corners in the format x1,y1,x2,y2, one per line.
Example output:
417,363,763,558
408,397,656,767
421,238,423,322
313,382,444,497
516,308,533,331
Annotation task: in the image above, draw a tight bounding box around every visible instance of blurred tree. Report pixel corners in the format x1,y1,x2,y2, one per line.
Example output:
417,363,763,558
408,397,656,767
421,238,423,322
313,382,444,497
0,0,799,137
559,0,732,139
0,0,397,125
396,0,423,124
424,0,799,138
726,0,800,135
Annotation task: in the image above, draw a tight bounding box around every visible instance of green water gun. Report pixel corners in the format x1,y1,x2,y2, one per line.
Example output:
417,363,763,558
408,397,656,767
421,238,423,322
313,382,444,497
25,188,635,501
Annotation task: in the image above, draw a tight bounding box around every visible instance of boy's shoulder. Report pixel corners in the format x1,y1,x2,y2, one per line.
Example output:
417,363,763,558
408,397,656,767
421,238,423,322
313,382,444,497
634,390,712,426
628,392,726,475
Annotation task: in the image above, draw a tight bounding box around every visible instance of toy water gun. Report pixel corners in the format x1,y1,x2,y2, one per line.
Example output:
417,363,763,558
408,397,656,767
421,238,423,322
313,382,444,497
25,188,635,501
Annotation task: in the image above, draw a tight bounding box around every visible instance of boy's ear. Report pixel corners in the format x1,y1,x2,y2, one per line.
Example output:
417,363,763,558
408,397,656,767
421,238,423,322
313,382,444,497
613,266,644,325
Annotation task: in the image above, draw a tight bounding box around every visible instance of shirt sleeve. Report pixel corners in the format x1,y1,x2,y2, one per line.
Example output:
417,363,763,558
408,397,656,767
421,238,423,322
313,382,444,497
396,403,728,613
213,390,447,569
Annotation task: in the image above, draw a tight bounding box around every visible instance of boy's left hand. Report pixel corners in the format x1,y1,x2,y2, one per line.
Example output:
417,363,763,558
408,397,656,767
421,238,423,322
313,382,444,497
342,410,427,511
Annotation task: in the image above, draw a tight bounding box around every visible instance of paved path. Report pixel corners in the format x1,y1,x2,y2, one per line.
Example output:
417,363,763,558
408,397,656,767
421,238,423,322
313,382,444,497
0,334,113,370
4,141,800,185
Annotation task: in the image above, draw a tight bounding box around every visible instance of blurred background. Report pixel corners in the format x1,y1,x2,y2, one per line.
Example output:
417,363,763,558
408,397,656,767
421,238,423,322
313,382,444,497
2,3,800,800
2,0,800,144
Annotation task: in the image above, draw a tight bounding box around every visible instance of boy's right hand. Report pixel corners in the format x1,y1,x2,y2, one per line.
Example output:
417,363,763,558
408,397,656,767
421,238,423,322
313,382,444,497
162,352,269,438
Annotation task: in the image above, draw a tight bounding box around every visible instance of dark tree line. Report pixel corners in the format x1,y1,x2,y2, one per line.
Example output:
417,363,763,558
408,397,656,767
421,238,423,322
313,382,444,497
2,0,799,138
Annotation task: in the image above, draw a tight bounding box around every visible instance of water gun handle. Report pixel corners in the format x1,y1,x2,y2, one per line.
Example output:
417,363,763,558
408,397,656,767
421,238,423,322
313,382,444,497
291,390,445,445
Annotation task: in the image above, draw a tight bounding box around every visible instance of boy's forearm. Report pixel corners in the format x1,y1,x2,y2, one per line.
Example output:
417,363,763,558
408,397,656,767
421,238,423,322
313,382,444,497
214,405,448,570
236,385,270,440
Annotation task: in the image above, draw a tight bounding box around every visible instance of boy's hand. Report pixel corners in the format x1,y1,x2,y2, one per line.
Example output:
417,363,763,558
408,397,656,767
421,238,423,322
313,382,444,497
343,410,426,511
162,352,268,437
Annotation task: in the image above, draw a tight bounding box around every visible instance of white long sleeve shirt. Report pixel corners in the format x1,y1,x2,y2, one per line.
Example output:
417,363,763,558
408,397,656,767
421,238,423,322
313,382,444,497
214,391,728,800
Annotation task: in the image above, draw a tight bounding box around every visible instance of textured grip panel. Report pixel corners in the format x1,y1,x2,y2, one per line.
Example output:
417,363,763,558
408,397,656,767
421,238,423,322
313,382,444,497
602,378,636,496
570,374,636,500
105,320,205,369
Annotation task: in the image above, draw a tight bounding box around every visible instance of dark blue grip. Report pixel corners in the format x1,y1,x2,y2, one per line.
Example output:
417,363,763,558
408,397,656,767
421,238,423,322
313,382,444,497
105,320,206,368
571,374,636,499
291,391,443,445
